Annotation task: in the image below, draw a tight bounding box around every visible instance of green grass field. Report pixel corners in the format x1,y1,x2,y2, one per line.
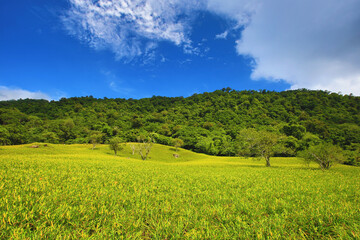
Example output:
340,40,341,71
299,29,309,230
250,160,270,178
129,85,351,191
1,143,359,239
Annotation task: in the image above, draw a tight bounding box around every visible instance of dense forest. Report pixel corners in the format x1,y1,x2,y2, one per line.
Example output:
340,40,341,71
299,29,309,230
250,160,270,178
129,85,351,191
1,88,359,165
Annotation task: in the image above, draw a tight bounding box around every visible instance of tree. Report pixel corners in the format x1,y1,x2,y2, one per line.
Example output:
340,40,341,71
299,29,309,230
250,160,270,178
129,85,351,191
299,133,321,151
172,138,184,152
137,135,154,160
299,143,344,169
195,137,219,155
282,124,306,139
0,126,10,145
280,136,299,156
41,131,59,144
237,129,287,167
61,118,75,142
343,143,360,166
108,137,123,156
219,136,235,156
129,144,136,155
89,131,104,150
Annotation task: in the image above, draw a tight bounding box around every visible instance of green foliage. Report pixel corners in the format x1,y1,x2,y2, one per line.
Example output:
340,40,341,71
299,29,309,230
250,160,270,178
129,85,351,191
299,132,322,150
41,131,59,144
343,143,360,166
108,137,124,156
299,143,345,169
0,126,11,146
280,136,299,156
344,149,360,166
282,124,306,139
150,133,173,146
0,89,359,163
237,129,289,167
89,131,104,150
172,138,184,151
195,137,219,155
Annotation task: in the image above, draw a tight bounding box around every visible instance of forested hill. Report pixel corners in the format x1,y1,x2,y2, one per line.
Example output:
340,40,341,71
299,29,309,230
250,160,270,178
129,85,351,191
0,89,359,159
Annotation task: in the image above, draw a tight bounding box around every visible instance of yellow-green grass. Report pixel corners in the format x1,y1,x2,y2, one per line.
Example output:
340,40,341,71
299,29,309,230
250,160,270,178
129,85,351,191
0,143,359,239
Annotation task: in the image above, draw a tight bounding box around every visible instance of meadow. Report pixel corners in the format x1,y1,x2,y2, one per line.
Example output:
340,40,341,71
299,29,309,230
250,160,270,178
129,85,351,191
0,143,359,239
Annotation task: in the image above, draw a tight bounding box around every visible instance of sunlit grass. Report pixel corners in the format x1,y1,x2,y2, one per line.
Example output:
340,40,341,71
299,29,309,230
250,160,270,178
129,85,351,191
0,143,359,239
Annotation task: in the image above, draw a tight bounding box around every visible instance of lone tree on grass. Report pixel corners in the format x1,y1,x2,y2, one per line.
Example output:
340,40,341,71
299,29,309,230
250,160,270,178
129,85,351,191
89,131,104,150
300,143,344,169
172,138,184,152
237,129,288,167
129,144,136,155
137,135,155,160
108,137,124,156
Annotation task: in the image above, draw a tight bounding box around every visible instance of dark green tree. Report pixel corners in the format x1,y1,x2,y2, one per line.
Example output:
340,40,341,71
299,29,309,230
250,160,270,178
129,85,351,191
0,126,10,145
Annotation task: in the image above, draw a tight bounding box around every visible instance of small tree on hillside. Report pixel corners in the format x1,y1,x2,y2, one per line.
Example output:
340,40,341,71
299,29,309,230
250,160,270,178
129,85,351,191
299,143,344,169
129,144,136,155
137,135,155,160
172,138,184,152
89,131,104,150
108,137,123,156
237,129,287,167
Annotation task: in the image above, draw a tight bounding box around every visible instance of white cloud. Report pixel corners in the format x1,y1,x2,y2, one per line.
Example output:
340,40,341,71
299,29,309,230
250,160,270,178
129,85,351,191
231,0,360,95
215,30,228,39
62,0,202,61
0,86,50,101
206,0,259,26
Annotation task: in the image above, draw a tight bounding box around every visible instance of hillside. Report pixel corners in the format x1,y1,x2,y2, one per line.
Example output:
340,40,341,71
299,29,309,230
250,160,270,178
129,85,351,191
0,88,359,161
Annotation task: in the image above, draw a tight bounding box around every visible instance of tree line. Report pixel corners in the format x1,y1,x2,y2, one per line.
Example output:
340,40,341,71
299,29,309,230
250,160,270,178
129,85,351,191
0,88,359,166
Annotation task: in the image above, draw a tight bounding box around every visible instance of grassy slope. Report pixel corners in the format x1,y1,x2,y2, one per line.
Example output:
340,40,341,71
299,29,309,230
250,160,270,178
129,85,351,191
0,143,359,239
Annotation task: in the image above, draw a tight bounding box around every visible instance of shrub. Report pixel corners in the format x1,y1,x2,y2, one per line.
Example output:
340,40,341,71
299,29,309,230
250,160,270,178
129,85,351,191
299,143,344,169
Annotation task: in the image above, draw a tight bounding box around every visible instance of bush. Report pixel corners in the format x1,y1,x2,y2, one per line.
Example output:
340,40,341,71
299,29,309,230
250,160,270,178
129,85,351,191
343,147,360,166
299,143,344,169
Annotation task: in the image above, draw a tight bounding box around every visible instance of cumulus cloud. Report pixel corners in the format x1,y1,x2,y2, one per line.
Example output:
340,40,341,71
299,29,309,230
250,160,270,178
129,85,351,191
232,0,360,95
62,0,202,61
206,0,258,26
0,86,50,101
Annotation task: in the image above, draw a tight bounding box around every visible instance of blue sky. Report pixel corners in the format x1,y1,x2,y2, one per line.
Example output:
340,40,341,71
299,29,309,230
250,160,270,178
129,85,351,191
1,0,359,100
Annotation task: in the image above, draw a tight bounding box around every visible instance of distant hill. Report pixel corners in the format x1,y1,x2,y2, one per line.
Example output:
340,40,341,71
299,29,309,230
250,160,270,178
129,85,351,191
0,88,359,161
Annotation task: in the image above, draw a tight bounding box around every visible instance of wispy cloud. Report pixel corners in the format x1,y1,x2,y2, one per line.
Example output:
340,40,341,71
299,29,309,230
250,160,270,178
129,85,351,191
101,70,134,96
109,80,134,95
0,86,50,101
62,0,202,61
215,30,228,39
178,58,192,65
